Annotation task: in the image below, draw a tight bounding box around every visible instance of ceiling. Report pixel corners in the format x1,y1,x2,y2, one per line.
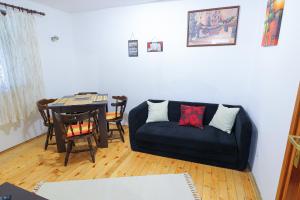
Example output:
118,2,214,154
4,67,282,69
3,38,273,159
29,0,177,13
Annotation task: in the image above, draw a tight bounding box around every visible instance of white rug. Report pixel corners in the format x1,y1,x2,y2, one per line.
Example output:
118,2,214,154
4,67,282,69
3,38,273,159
35,173,201,200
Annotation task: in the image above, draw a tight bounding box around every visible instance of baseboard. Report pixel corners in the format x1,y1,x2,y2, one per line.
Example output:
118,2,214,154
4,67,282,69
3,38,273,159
249,170,263,200
0,133,46,155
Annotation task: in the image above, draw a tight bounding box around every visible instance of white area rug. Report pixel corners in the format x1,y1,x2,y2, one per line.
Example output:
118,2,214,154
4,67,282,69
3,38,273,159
35,173,201,200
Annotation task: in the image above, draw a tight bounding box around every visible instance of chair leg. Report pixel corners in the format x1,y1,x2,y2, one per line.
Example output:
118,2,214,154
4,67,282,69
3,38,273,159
49,125,54,141
44,127,51,150
87,137,95,163
107,122,110,132
64,140,73,166
117,122,125,143
93,134,98,146
120,124,125,134
107,122,113,138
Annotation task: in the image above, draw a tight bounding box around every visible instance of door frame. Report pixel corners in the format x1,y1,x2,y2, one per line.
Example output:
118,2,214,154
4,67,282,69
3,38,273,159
276,83,300,200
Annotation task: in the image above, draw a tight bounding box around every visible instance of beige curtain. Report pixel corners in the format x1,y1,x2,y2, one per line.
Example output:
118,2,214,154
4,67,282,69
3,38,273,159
0,9,44,125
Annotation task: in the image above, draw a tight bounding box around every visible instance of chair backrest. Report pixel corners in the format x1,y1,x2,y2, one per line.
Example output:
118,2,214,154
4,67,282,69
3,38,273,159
77,92,98,95
53,109,98,138
111,96,128,119
36,99,57,126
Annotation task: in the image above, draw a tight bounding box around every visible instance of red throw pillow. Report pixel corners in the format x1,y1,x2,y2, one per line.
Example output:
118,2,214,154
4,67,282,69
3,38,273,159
179,105,206,128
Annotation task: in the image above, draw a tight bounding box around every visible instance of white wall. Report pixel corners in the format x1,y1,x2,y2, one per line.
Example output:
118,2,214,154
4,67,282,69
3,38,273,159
0,0,77,152
71,1,300,199
247,0,300,199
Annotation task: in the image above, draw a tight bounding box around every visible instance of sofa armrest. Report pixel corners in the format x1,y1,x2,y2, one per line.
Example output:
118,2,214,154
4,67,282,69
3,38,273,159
128,101,148,149
234,108,252,170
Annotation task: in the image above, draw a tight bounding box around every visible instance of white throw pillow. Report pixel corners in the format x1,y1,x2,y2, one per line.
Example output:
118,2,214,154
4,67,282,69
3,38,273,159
209,104,240,134
146,101,169,123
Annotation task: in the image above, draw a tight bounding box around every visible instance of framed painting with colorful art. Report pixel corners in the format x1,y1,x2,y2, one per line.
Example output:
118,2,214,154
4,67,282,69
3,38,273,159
147,42,163,52
187,6,240,47
262,0,285,47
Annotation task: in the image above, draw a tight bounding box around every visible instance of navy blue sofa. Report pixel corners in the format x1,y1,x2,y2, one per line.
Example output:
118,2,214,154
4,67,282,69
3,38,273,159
128,100,252,170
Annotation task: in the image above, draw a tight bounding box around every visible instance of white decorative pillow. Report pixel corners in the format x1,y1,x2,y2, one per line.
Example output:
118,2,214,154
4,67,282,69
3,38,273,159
146,101,169,123
209,104,240,134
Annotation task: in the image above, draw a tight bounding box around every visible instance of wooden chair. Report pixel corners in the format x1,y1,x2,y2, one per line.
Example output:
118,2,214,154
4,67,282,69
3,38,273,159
37,99,57,150
54,110,99,166
106,96,127,142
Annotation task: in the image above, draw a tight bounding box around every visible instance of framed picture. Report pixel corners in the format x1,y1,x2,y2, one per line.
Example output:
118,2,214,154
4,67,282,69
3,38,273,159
147,42,163,52
187,6,240,47
128,40,138,57
262,0,285,47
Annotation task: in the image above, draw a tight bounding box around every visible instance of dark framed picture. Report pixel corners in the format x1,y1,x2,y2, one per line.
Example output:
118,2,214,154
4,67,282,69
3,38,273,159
187,6,240,47
128,40,138,57
147,42,163,52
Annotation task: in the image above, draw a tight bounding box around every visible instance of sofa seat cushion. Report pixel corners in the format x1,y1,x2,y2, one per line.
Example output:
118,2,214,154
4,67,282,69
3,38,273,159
136,122,238,155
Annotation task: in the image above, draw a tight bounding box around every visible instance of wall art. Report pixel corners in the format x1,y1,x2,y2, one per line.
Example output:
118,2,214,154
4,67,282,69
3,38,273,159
147,42,163,52
262,0,285,46
128,40,138,57
187,6,240,47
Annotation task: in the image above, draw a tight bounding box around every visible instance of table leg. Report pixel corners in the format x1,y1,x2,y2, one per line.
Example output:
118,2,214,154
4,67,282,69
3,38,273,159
98,105,108,148
52,110,66,152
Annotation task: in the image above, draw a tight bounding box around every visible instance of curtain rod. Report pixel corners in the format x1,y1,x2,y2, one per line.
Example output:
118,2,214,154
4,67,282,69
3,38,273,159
0,2,45,16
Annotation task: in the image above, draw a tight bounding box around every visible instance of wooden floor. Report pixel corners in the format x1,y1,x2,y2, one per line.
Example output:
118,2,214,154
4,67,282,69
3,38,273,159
0,127,258,200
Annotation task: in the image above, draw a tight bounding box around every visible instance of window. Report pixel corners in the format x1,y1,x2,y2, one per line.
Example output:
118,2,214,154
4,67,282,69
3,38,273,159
0,9,44,125
0,63,6,90
0,62,8,91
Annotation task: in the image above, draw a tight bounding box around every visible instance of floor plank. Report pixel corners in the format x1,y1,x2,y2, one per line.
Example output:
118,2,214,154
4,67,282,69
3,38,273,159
0,127,258,199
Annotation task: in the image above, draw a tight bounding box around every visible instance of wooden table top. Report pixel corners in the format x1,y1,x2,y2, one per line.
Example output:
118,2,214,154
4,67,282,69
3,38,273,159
48,94,108,108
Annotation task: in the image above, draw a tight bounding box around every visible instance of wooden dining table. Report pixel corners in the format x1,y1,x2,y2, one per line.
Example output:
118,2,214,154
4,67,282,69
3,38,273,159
48,94,108,153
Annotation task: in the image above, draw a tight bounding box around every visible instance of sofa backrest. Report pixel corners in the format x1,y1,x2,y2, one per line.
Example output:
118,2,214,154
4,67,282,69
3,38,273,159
149,100,243,126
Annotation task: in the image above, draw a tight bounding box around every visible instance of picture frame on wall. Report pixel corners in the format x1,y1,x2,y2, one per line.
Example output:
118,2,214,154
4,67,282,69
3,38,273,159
147,42,163,52
262,0,285,47
128,40,138,57
187,6,240,47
